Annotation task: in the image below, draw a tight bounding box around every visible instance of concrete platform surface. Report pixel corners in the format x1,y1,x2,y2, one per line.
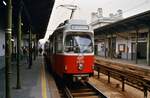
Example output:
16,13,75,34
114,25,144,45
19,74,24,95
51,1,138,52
0,56,57,98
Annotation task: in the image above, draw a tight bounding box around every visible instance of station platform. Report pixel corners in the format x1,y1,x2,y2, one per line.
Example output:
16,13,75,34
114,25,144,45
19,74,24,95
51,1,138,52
95,56,150,70
0,56,59,98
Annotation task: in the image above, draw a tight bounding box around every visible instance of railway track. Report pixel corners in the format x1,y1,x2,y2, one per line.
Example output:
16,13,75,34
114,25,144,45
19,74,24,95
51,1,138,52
55,78,107,98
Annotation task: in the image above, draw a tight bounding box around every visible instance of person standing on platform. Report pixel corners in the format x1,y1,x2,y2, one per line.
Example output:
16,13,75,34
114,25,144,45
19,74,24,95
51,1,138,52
23,47,28,64
39,47,43,56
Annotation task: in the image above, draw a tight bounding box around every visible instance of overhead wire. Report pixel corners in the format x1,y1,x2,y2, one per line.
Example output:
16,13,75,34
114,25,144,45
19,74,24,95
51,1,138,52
123,0,149,13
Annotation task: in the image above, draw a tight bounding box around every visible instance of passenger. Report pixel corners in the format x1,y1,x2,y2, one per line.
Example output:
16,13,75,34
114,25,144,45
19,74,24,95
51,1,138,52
20,47,24,60
39,47,43,55
117,51,122,59
23,47,28,64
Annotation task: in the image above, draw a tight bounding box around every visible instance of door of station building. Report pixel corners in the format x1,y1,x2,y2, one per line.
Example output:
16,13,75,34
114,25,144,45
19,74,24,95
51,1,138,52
131,42,147,60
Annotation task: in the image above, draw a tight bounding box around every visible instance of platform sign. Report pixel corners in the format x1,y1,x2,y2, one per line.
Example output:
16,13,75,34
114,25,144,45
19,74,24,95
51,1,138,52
71,25,89,30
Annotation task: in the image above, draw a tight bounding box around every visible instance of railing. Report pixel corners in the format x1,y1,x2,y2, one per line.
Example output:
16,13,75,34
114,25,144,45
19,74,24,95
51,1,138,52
94,62,150,98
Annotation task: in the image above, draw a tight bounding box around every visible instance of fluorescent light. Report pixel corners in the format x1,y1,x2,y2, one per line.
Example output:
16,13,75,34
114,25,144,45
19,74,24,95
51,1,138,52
3,1,7,6
11,39,14,42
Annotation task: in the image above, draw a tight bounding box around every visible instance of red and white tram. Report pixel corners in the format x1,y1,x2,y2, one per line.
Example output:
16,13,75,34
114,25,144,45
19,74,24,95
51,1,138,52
46,19,94,82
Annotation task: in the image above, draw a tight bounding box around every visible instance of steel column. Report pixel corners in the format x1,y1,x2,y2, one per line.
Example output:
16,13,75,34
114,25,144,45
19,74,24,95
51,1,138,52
104,34,107,58
148,29,150,66
121,76,125,91
5,0,12,98
126,32,129,60
36,37,39,56
135,29,139,64
33,38,36,60
144,86,148,98
108,71,110,83
97,68,100,78
110,33,113,59
16,4,22,89
28,28,32,69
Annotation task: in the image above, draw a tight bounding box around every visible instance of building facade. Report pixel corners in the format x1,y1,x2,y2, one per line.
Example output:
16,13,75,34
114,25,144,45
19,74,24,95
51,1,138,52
90,8,123,29
93,10,150,65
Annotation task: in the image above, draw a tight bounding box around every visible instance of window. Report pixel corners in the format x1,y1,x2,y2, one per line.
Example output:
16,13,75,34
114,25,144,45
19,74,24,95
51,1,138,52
56,33,63,53
64,33,93,53
2,44,5,49
118,44,125,52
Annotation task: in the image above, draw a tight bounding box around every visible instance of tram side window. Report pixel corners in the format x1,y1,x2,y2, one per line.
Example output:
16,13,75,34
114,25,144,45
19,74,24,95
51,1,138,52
53,38,56,54
50,42,53,54
65,36,75,53
56,34,63,53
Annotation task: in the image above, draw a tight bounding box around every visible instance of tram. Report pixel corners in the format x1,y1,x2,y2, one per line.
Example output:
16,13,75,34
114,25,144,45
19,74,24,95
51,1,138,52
45,19,94,82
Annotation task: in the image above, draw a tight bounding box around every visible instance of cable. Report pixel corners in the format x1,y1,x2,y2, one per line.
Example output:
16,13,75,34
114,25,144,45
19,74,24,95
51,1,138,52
123,0,149,13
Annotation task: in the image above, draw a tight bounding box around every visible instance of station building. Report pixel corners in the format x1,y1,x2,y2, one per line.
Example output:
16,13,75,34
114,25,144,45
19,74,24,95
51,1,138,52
90,8,123,29
92,9,150,66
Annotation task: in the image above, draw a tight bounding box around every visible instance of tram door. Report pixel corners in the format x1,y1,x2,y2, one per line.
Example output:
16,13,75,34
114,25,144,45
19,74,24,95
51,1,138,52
138,42,147,59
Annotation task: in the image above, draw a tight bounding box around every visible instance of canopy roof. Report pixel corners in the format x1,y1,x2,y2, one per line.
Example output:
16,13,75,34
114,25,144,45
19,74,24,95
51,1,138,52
0,0,55,39
94,10,150,35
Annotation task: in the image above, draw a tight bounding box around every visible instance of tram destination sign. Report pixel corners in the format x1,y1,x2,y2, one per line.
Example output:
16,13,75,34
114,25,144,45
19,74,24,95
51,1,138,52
71,25,89,30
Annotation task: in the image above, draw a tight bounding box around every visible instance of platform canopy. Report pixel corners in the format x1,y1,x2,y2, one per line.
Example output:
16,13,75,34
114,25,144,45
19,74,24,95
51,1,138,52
94,10,150,36
0,0,55,39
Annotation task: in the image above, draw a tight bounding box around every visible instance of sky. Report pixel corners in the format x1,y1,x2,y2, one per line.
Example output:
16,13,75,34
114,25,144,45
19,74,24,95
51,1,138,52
40,0,150,43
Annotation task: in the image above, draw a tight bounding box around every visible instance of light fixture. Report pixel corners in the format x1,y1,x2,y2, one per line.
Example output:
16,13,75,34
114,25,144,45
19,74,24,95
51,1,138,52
21,23,23,26
78,63,84,70
3,1,7,6
11,39,14,42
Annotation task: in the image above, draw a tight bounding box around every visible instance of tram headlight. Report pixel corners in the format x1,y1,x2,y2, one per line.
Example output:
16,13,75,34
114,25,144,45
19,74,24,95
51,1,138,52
65,65,67,71
92,65,95,70
78,63,84,70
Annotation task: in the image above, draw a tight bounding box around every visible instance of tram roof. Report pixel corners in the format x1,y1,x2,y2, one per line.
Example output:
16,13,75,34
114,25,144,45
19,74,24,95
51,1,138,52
94,10,150,35
54,19,93,33
0,0,55,39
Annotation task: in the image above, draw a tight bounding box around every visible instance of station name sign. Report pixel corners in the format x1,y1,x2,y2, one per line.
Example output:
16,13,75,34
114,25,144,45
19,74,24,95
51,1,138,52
71,25,89,30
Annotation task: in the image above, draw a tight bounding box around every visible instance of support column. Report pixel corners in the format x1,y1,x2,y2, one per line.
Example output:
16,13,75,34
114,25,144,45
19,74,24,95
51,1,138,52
135,29,139,64
110,33,113,59
94,44,98,55
148,29,150,66
126,32,129,60
16,4,22,89
144,86,148,98
36,37,39,56
121,76,125,91
104,34,107,58
28,28,32,69
5,0,12,98
97,67,100,78
108,71,110,83
34,38,36,60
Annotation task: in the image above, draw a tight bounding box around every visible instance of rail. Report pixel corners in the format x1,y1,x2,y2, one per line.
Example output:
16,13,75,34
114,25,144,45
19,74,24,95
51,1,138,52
95,59,150,98
87,81,108,98
64,86,74,98
56,79,107,98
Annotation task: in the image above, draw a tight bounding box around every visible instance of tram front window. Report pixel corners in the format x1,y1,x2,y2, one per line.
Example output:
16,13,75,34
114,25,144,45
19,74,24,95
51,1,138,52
64,33,93,53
